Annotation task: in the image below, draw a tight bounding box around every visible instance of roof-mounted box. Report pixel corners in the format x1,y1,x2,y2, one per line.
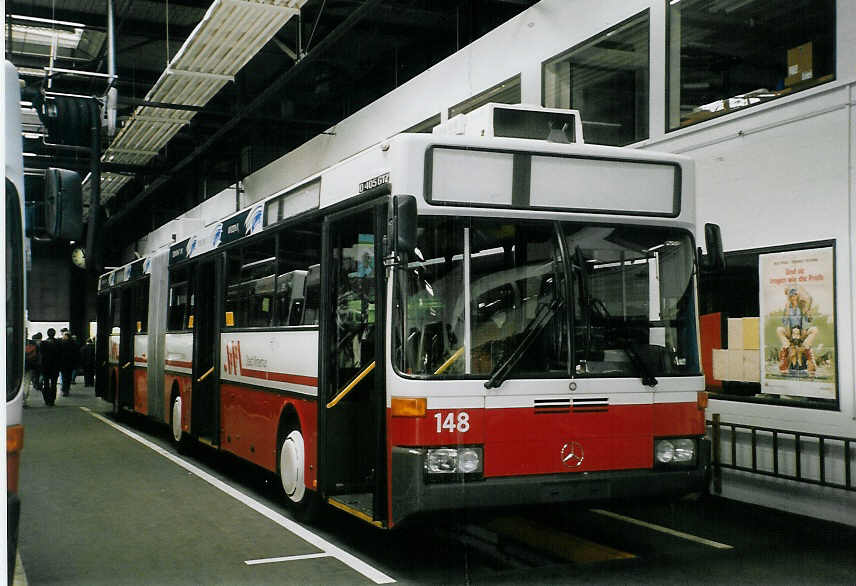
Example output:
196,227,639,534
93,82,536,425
433,103,584,144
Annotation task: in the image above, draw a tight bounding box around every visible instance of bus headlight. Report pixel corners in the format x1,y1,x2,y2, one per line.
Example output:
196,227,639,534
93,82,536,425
673,438,696,463
425,447,483,479
655,439,675,464
654,438,696,466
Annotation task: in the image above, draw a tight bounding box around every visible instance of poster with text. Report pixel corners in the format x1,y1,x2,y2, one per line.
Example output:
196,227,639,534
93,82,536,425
759,247,836,400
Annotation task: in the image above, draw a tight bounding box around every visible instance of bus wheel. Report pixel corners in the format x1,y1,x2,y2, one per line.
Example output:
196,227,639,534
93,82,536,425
278,429,319,522
171,394,189,453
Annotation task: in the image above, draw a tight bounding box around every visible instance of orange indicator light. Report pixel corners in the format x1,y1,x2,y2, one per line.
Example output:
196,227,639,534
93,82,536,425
6,424,24,453
391,397,427,417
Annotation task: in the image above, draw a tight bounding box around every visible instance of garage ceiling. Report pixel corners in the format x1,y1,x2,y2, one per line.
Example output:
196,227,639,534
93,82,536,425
6,0,538,264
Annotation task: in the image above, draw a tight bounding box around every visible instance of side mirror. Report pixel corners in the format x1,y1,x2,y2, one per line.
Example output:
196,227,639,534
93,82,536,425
44,168,83,241
387,195,417,257
699,223,725,273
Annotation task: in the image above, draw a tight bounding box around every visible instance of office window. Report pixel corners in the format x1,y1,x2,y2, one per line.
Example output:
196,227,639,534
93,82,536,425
449,75,521,119
668,0,834,130
543,11,649,146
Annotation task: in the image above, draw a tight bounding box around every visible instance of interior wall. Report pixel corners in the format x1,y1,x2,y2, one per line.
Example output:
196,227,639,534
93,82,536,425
243,0,653,202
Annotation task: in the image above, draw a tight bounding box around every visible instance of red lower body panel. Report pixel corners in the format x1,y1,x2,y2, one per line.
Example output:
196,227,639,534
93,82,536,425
389,401,703,477
133,367,148,415
219,384,318,488
163,373,192,432
484,405,653,475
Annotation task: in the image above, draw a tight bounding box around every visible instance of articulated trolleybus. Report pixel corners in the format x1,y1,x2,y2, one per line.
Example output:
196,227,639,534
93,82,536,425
97,103,713,528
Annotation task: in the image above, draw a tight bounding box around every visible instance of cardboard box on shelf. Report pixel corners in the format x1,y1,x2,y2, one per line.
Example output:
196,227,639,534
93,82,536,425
727,318,744,350
742,317,760,350
711,348,761,382
742,350,760,382
712,349,728,381
727,350,743,382
785,42,813,87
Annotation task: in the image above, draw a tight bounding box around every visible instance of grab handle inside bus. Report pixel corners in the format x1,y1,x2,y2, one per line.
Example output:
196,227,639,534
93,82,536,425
327,361,376,408
197,366,215,383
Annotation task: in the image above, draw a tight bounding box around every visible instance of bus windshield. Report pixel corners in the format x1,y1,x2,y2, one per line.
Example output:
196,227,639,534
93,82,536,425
393,218,700,381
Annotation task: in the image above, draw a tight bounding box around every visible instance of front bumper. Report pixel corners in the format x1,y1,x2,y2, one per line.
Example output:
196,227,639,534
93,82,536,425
391,438,710,525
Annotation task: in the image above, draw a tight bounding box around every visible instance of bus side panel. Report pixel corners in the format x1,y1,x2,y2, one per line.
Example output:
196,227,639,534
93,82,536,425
164,373,193,434
482,404,654,476
652,398,704,437
164,332,194,426
133,368,148,415
108,365,120,400
133,334,148,415
220,384,318,482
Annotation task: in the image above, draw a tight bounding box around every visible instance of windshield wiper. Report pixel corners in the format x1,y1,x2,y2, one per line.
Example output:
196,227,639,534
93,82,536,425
622,339,658,387
484,297,562,389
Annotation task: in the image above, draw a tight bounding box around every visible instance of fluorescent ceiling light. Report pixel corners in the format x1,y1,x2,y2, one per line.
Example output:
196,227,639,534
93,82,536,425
10,14,87,28
8,24,84,50
97,0,308,203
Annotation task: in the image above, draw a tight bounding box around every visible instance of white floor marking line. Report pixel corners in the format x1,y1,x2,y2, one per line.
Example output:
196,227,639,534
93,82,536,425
589,508,733,550
81,407,396,584
246,553,332,565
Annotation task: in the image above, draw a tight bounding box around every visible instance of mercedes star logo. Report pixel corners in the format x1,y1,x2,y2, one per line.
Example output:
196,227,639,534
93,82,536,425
560,441,584,468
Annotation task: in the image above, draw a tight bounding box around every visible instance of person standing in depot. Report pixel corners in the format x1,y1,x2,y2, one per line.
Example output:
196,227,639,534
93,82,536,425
25,332,43,397
81,337,96,387
59,330,79,396
39,328,61,405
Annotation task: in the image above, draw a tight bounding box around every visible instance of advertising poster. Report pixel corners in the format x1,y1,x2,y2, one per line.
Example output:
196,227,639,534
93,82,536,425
759,247,836,399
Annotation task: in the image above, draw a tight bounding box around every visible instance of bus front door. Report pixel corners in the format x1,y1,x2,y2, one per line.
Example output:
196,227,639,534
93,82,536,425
191,258,221,445
117,286,134,411
320,203,387,525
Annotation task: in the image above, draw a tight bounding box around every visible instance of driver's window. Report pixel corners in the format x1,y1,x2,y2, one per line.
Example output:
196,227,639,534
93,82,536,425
469,221,567,376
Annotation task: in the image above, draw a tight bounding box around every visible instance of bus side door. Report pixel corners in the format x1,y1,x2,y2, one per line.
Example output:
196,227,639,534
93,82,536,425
190,257,222,445
320,202,387,524
117,286,134,410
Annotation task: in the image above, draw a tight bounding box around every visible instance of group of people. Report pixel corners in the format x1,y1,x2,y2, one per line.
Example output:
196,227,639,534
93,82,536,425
25,328,96,406
775,286,819,374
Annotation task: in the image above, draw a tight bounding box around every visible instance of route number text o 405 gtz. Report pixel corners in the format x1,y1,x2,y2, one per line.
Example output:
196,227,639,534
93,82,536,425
434,412,470,433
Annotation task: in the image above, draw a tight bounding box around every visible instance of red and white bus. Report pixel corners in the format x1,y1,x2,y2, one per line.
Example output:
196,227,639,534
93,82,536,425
96,103,716,528
5,60,28,581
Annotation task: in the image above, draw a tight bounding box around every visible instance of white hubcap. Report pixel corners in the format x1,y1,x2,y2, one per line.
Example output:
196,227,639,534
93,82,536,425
171,396,183,443
280,430,306,503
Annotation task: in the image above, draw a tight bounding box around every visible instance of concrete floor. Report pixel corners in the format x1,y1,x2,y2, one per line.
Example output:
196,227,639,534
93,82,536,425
15,382,856,585
17,385,389,585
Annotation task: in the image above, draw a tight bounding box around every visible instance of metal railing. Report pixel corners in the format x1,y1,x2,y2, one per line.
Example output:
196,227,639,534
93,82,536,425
708,413,855,494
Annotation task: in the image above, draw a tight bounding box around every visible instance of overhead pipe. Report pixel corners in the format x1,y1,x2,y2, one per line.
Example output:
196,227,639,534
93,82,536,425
106,0,118,140
86,97,104,274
